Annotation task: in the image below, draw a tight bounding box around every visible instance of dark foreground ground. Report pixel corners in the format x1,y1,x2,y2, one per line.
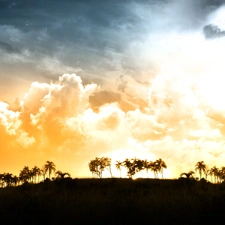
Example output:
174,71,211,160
0,178,225,225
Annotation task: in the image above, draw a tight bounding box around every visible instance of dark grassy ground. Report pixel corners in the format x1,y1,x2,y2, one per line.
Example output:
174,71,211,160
0,178,225,225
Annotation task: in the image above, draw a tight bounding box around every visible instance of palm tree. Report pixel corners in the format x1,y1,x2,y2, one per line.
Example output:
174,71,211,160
143,160,152,177
40,168,46,180
0,173,5,187
12,175,19,186
150,161,158,178
180,171,195,179
3,173,13,187
36,167,42,182
115,161,123,178
122,158,145,178
209,168,214,182
19,166,32,183
123,158,135,178
88,157,112,178
204,166,210,180
89,159,100,178
195,161,206,180
219,167,225,182
55,170,71,179
32,166,40,183
210,166,218,183
155,158,167,179
44,161,56,179
101,157,113,178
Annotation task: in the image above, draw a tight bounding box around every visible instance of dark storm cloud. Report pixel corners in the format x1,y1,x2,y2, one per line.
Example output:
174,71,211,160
0,0,137,44
0,41,19,53
203,24,225,39
0,0,142,77
1,0,222,51
0,0,225,83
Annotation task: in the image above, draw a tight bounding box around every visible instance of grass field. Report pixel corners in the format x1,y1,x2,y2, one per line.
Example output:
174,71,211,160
0,178,225,225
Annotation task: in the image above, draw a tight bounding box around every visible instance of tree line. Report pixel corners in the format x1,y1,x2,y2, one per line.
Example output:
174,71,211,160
89,158,225,183
2,158,225,187
88,157,167,179
0,161,70,187
182,161,225,183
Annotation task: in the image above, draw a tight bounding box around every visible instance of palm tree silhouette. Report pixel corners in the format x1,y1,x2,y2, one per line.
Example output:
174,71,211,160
123,158,135,178
89,159,100,178
40,168,46,180
19,166,31,183
36,167,42,182
219,166,225,182
204,166,210,180
155,158,167,179
180,171,195,179
3,173,13,186
150,161,158,178
195,161,206,180
32,166,40,183
0,173,5,187
55,170,71,179
115,161,123,178
143,160,152,177
12,175,19,186
101,157,113,178
44,161,56,179
134,158,144,174
210,166,219,183
88,157,112,178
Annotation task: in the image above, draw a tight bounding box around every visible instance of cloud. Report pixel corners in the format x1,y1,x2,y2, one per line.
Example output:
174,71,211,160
37,57,82,75
1,0,225,101
0,41,19,53
28,74,97,124
0,101,35,149
203,24,225,39
1,71,225,177
0,101,21,135
16,131,36,148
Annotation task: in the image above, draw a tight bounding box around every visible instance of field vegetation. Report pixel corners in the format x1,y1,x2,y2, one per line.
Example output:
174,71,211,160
1,159,225,224
1,177,225,225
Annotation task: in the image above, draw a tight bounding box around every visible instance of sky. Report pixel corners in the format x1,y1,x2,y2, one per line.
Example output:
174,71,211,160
1,0,225,178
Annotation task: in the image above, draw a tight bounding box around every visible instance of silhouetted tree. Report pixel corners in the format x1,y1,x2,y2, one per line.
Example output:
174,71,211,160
55,170,71,179
0,173,5,187
195,161,206,180
204,166,210,181
40,168,46,180
210,166,219,183
143,160,153,177
180,171,195,179
150,161,159,178
19,166,31,183
88,157,112,178
44,161,56,179
101,157,113,178
36,167,42,182
122,158,145,178
115,160,123,178
3,173,14,186
219,166,225,182
89,158,100,178
155,158,167,179
32,166,40,183
133,158,145,177
123,158,135,178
